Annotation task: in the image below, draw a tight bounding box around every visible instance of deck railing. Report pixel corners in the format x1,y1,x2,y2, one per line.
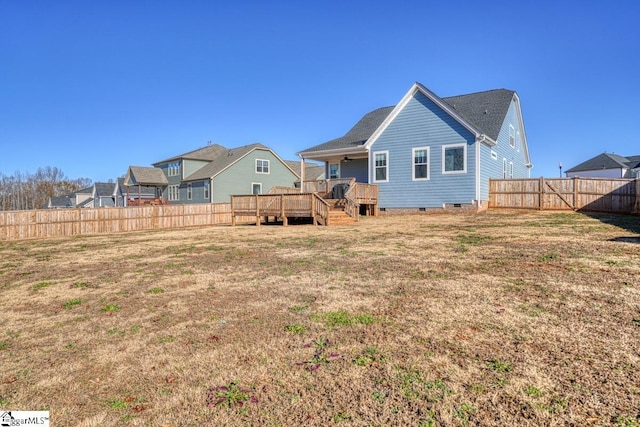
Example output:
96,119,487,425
231,193,328,226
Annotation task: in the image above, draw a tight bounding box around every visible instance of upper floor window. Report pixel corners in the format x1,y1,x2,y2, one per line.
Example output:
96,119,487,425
168,162,180,177
442,144,466,174
509,125,516,148
373,151,388,182
256,159,270,174
412,147,430,181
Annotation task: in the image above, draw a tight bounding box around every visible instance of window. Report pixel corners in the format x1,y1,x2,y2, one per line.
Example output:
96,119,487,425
373,151,388,182
329,163,340,179
168,162,180,177
509,125,515,148
509,161,514,179
186,183,192,200
203,181,210,200
502,158,507,178
252,183,262,194
491,150,498,160
442,144,466,174
516,131,522,152
168,185,179,201
412,147,430,180
256,159,270,174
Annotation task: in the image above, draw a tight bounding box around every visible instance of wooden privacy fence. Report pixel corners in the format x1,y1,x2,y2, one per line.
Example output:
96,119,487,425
489,177,640,214
0,203,253,241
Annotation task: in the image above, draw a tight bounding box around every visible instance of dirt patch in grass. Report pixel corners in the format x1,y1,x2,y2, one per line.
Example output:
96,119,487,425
1,211,639,426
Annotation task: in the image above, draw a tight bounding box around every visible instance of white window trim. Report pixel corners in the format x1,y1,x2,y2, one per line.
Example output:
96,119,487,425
442,143,467,175
203,181,210,200
251,182,262,194
255,159,270,174
502,158,507,179
412,147,430,181
509,161,514,179
186,183,192,200
372,150,389,183
491,150,498,161
168,185,179,201
329,162,340,179
509,125,516,148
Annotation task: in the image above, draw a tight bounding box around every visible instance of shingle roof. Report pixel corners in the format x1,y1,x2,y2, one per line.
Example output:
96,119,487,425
183,143,272,181
285,161,325,181
441,89,516,141
299,85,516,154
48,196,72,208
298,106,395,154
152,144,228,165
93,182,116,197
565,153,637,173
126,166,169,186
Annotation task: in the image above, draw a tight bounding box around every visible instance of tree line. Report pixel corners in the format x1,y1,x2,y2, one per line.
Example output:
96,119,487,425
0,166,92,211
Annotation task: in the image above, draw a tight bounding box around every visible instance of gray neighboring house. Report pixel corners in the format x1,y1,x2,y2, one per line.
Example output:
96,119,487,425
565,152,640,178
123,166,169,205
153,143,300,204
285,161,325,188
45,181,126,208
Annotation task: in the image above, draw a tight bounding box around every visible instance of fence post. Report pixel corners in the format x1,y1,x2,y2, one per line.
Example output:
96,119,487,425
636,178,640,214
255,195,260,227
574,177,579,210
281,194,287,226
539,177,544,210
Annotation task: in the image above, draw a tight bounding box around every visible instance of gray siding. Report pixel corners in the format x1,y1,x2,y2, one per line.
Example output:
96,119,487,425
211,149,298,203
369,91,476,208
183,159,209,178
340,158,368,182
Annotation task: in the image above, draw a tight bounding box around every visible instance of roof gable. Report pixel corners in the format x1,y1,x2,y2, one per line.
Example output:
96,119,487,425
441,89,515,141
184,143,298,181
566,153,634,173
152,144,228,165
125,166,169,186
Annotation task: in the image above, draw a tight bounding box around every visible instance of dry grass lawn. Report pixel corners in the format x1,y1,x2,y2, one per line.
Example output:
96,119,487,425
1,210,639,426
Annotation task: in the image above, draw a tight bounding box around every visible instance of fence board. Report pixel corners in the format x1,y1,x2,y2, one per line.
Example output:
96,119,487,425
490,177,639,214
0,203,237,241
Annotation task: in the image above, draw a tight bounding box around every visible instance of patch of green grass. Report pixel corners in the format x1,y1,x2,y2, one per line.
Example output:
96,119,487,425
289,305,309,313
107,328,126,336
538,253,559,262
332,412,351,423
33,281,53,291
207,381,256,408
130,325,141,334
0,341,10,350
488,359,513,373
354,347,385,367
62,298,82,310
458,234,493,245
526,385,542,397
616,416,640,427
72,281,89,288
106,398,128,410
148,287,165,294
311,310,377,327
101,304,120,312
454,403,476,425
284,323,307,334
158,335,175,344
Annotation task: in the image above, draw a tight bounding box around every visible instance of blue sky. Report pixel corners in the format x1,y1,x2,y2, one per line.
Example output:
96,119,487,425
2,1,639,182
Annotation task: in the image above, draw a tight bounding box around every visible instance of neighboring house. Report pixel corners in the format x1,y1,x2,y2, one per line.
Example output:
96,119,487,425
565,153,640,179
152,143,300,204
45,181,126,208
285,160,326,188
298,82,533,212
123,166,169,205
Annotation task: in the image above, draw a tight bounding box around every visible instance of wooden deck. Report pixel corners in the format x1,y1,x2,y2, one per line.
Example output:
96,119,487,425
231,180,378,226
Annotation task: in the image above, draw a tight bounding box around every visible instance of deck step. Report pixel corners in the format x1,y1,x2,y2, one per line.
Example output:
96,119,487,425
327,209,355,226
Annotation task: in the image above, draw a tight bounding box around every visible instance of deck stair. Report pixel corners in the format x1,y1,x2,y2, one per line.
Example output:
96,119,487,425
324,198,356,226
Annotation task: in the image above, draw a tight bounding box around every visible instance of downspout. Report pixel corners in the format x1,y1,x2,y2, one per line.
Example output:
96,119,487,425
475,135,483,208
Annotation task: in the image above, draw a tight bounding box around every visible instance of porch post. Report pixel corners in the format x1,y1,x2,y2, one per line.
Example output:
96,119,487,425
300,156,305,193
